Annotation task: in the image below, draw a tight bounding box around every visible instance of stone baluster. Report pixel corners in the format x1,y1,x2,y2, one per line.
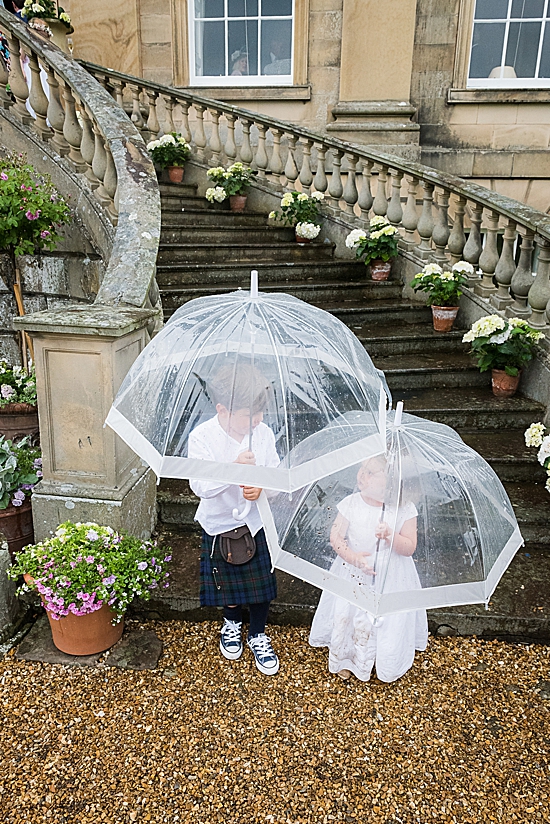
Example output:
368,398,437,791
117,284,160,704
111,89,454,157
507,229,535,319
431,188,450,263
401,176,418,246
387,169,404,227
62,83,85,172
225,113,237,163
193,104,207,160
328,149,344,209
528,238,550,329
79,105,98,188
112,79,125,109
477,209,500,297
180,101,192,143
491,219,517,309
269,128,284,181
342,153,358,217
146,91,161,139
28,53,50,140
284,134,298,191
130,85,145,132
92,121,110,206
254,123,269,178
313,144,328,194
103,143,118,221
6,33,31,124
299,138,313,193
45,67,69,156
239,119,254,164
358,160,374,222
209,108,222,164
372,165,388,217
163,95,176,134
462,202,483,286
416,181,435,258
447,195,466,263
0,50,12,109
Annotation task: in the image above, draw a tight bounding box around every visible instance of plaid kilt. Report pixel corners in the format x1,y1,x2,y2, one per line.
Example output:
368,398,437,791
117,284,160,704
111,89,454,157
200,528,277,607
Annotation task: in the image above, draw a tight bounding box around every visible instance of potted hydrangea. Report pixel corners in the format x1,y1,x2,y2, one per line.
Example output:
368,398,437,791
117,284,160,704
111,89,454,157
146,133,191,183
0,359,38,441
410,261,473,331
345,216,400,280
269,190,324,242
9,521,172,655
462,315,544,397
21,0,73,52
205,162,258,213
524,422,550,494
0,435,41,557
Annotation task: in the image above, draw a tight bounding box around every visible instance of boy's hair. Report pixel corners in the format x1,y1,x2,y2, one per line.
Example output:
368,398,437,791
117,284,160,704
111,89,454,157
361,454,387,473
209,362,269,414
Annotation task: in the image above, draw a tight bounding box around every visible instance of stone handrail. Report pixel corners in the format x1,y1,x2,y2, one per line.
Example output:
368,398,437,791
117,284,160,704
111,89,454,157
80,60,550,333
0,11,161,313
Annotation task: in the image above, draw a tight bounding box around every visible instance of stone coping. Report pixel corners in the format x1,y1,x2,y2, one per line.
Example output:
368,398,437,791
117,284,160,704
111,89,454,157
13,304,157,336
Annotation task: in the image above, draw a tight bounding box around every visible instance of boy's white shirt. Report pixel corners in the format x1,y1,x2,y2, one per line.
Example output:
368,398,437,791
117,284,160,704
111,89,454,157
188,415,280,536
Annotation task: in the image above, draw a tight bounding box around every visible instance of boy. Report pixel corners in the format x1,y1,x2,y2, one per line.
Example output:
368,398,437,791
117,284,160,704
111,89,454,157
188,363,280,675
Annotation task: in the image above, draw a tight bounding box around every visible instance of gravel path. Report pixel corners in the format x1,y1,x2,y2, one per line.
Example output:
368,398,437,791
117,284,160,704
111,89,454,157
0,620,549,824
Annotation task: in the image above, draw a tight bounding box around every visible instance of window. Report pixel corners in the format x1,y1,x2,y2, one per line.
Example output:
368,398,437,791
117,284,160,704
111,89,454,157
189,0,294,86
468,0,550,87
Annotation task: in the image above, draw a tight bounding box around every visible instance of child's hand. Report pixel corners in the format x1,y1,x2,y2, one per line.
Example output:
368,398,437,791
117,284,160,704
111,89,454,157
375,521,393,542
241,486,262,501
353,552,375,574
235,450,256,465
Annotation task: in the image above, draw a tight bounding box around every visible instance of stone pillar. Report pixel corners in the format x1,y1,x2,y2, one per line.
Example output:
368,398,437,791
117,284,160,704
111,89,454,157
0,547,22,643
327,0,420,159
14,306,157,542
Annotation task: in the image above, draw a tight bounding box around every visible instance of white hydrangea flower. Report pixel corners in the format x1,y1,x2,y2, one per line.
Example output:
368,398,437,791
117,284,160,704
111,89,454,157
205,186,226,203
423,263,443,276
452,260,475,276
281,193,294,207
296,222,321,240
311,191,325,201
546,474,550,493
146,139,161,151
537,435,550,465
297,193,309,202
60,11,71,23
524,422,545,448
370,215,390,229
345,228,367,249
31,3,44,12
463,314,506,343
158,134,176,146
207,166,225,177
268,211,276,219
439,271,455,281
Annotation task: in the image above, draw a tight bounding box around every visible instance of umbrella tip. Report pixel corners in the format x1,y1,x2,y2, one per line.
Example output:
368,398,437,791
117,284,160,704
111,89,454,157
250,270,259,299
394,401,404,427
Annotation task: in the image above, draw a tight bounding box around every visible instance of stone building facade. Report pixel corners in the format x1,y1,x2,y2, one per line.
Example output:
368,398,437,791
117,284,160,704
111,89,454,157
66,0,550,210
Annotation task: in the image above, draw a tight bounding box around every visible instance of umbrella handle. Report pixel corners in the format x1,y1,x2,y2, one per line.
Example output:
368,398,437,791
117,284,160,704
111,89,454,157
371,503,386,588
232,499,252,521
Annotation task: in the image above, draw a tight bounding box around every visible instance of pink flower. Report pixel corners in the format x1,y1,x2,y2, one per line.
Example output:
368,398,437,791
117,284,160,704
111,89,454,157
0,172,8,180
40,230,51,239
85,555,94,563
25,209,41,220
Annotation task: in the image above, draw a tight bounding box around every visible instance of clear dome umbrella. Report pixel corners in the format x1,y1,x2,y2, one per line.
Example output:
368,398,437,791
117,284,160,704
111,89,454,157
106,272,389,502
261,403,523,617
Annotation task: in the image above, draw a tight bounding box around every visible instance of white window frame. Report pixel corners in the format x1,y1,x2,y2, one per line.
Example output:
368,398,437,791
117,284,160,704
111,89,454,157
188,0,295,86
467,0,550,88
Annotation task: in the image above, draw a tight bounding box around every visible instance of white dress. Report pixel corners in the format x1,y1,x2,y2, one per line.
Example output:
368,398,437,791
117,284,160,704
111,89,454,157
309,493,428,683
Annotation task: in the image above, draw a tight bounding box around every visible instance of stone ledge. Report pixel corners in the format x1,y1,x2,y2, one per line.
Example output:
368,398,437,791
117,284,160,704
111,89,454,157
448,88,550,104
182,85,311,101
13,304,157,337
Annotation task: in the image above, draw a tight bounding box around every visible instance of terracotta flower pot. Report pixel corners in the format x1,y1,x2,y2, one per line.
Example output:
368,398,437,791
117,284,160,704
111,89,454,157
0,402,39,441
229,195,247,213
491,369,521,398
295,231,311,243
369,260,391,281
431,305,459,333
0,497,34,559
167,166,184,184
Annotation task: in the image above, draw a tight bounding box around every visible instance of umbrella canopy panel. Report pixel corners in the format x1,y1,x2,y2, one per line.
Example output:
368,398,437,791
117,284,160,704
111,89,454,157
107,289,387,492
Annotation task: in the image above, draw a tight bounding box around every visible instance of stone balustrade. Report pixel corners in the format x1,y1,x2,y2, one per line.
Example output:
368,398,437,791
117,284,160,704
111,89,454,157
82,60,550,334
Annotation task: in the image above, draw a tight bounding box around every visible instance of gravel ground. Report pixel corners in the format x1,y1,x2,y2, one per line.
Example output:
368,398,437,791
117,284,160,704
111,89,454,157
0,620,549,824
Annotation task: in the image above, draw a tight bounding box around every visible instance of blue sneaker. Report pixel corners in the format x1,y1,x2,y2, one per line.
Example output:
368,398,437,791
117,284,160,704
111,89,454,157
247,633,279,675
220,619,243,660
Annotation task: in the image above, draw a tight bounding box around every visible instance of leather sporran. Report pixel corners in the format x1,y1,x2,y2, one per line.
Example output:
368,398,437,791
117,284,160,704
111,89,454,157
219,525,256,565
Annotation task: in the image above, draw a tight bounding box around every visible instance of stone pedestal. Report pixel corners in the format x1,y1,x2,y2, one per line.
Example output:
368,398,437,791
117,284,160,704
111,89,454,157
14,305,158,541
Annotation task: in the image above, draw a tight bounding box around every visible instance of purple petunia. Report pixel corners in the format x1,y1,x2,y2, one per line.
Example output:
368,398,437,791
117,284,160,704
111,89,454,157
25,209,41,220
137,561,148,571
86,529,99,542
0,172,8,180
85,555,94,563
102,575,116,586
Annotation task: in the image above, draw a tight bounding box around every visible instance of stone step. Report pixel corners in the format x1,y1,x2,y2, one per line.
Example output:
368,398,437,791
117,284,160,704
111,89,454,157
160,225,296,244
161,196,209,211
460,430,547,483
374,351,490,390
157,240,335,265
357,322,466,356
329,301,432,327
158,182,198,198
161,207,270,227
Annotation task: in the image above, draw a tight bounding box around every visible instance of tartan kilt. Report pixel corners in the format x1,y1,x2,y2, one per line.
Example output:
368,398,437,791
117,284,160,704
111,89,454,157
200,528,277,607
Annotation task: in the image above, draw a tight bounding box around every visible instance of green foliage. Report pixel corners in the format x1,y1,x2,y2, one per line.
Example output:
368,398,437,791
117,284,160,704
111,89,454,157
0,153,70,258
410,263,469,307
21,0,72,27
462,315,544,376
206,162,258,197
269,190,324,227
345,217,400,266
146,133,191,169
0,435,41,510
0,360,36,408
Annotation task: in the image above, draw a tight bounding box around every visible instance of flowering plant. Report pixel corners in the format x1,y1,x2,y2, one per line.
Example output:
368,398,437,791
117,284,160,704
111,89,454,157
9,521,172,623
295,222,320,240
146,133,191,169
524,422,550,494
205,162,258,199
0,435,41,510
0,359,36,407
345,216,399,266
21,0,72,27
410,261,473,307
462,315,544,376
269,190,324,227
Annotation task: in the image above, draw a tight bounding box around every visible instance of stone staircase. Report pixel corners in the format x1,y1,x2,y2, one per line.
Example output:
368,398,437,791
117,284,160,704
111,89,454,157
152,181,548,636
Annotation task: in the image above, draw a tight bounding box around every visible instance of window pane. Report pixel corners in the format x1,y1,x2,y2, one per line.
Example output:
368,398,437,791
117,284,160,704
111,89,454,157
228,0,258,16
469,22,506,76
262,0,292,16
506,21,541,75
539,22,550,73
511,0,544,17
229,20,258,74
195,20,225,76
194,0,224,18
261,18,292,74
474,0,508,19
